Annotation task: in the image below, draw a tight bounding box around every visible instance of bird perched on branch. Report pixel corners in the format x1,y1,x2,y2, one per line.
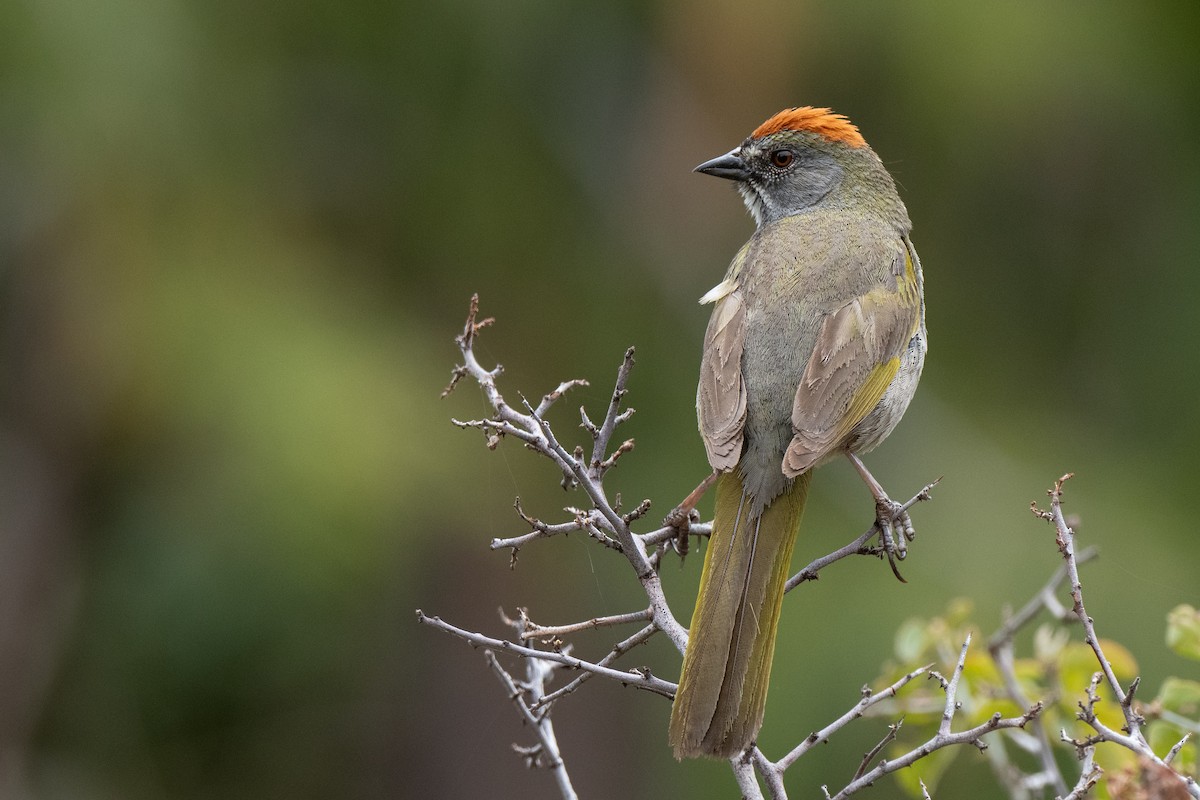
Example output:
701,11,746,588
669,107,927,759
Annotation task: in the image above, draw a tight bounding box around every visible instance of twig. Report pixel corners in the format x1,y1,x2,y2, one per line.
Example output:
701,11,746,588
491,503,611,552
1043,476,1138,730
819,635,1041,800
784,527,878,592
1166,733,1191,765
534,623,659,708
1057,746,1100,800
827,709,1042,800
776,665,932,771
440,297,689,653
854,718,904,780
751,749,788,799
518,608,653,640
417,611,676,699
536,379,590,417
585,347,637,481
749,650,1038,799
485,650,578,800
988,634,1069,796
939,635,973,736
785,478,939,592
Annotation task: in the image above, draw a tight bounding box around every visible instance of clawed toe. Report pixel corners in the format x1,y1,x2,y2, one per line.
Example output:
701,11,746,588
874,498,914,583
663,504,695,530
663,471,720,560
663,505,701,557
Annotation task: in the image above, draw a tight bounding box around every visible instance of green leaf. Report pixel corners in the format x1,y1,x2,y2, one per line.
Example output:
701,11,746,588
895,617,931,663
1167,605,1200,661
1148,720,1195,774
1155,676,1200,717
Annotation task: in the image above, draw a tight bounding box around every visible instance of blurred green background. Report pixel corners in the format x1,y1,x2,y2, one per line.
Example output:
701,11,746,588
2,1,1198,798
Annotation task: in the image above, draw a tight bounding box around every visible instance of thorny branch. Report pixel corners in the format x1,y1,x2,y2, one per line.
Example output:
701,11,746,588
419,298,1197,799
424,297,952,798
767,635,1045,800
422,297,1058,799
1030,474,1199,799
776,665,932,772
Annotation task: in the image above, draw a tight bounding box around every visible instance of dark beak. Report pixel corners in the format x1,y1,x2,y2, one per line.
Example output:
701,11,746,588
694,148,749,181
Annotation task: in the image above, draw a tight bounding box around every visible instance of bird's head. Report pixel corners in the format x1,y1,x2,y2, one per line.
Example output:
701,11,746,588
696,107,886,227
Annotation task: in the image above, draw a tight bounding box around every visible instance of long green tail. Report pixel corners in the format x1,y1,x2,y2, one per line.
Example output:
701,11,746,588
669,471,810,759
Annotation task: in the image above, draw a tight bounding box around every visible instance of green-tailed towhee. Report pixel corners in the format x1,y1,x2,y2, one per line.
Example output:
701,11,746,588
669,107,927,760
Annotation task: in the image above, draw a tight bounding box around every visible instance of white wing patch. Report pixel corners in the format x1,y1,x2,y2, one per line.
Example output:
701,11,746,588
700,276,739,305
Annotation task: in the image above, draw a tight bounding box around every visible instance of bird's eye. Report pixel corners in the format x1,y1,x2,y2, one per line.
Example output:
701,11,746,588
770,149,794,169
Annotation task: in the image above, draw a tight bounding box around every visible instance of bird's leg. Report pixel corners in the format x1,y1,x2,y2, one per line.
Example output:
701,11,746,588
846,453,914,582
663,470,721,557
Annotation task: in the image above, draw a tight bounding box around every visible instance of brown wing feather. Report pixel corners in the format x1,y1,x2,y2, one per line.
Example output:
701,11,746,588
784,249,921,475
698,288,747,470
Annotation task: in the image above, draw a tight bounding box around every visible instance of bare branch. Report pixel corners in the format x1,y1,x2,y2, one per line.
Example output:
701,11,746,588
586,347,636,480
534,623,659,708
790,635,1043,800
1166,733,1191,765
438,298,690,654
732,755,768,800
785,527,878,592
776,665,932,772
485,650,578,800
1034,474,1200,799
536,379,590,417
750,748,788,799
1057,747,1100,800
518,608,653,640
826,706,1042,800
491,502,589,550
639,520,712,548
417,610,676,699
1039,475,1137,725
939,634,972,736
854,717,904,780
600,438,636,473
785,478,939,592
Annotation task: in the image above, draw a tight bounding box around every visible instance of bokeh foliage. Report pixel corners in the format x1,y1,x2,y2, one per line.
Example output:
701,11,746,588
1,2,1198,798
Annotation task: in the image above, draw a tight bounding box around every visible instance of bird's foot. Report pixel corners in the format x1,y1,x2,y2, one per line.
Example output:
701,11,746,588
874,495,916,583
846,453,925,583
663,504,701,559
662,471,720,560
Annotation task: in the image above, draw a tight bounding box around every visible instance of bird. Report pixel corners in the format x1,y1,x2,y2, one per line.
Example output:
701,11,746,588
668,107,927,760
